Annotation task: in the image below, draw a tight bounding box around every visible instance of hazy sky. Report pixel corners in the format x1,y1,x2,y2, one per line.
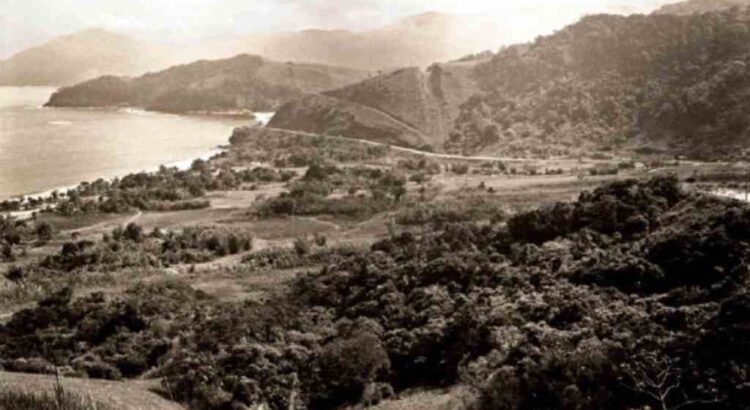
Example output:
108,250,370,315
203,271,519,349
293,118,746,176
1,0,678,58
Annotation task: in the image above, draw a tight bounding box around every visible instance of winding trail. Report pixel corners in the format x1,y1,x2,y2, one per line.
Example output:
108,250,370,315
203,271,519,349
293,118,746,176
265,127,619,164
187,237,292,271
67,210,143,237
297,216,342,232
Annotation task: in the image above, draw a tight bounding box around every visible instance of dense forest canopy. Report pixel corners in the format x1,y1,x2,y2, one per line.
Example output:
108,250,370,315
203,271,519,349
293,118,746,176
450,6,750,158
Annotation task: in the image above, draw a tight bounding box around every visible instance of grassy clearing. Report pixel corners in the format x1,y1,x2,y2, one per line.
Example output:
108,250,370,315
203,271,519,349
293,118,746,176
134,208,234,230
0,370,109,410
189,266,304,302
217,216,340,240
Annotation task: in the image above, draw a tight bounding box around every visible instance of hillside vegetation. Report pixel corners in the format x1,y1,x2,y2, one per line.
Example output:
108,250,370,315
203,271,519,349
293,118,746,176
267,94,431,147
45,54,368,114
269,58,486,149
273,7,750,159
4,175,750,409
448,7,750,158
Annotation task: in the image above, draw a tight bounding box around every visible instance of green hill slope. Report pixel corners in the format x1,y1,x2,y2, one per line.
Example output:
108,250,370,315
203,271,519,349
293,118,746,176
269,57,486,149
45,54,369,114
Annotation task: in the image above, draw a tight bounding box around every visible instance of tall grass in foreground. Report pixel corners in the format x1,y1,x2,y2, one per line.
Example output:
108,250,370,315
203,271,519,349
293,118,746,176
0,374,109,410
0,390,107,410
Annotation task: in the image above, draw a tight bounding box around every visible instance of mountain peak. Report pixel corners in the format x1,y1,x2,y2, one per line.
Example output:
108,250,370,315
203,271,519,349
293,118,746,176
60,28,129,41
0,28,175,86
395,11,456,25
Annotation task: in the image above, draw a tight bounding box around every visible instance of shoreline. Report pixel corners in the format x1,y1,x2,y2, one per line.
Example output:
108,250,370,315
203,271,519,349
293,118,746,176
1,145,228,225
1,98,275,208
4,146,227,205
42,104,270,121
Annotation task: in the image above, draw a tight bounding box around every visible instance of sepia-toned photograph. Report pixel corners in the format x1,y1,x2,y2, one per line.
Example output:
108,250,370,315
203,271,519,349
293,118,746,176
2,0,750,408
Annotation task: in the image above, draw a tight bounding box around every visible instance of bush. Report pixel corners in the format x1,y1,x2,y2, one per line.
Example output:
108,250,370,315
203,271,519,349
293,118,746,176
4,265,25,282
311,319,391,408
293,237,310,256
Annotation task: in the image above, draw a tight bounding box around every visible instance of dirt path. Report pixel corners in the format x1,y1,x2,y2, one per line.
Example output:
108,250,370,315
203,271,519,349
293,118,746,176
265,127,621,164
187,237,292,271
67,210,142,237
297,216,342,232
0,371,183,410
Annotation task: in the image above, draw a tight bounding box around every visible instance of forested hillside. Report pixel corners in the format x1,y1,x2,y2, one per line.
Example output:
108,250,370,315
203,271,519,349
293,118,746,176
451,7,750,158
45,54,368,114
273,7,750,159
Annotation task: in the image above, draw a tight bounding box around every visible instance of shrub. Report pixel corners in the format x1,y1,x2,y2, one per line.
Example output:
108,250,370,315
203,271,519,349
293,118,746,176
4,265,25,282
293,237,310,256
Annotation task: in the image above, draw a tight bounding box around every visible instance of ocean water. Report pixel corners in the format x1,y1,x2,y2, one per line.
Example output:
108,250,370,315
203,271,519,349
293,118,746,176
0,87,250,201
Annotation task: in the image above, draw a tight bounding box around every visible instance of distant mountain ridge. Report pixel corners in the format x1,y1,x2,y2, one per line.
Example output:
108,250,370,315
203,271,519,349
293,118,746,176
1,12,507,86
13,7,729,88
172,12,508,71
654,0,750,15
0,29,177,86
45,54,368,114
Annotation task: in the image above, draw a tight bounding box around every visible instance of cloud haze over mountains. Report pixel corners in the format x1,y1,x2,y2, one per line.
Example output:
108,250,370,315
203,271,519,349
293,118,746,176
1,0,680,59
